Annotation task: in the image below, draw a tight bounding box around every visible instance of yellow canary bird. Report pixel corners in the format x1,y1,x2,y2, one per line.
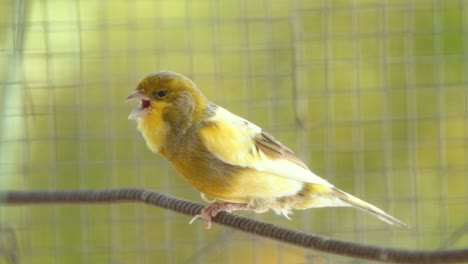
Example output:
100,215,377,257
126,71,408,229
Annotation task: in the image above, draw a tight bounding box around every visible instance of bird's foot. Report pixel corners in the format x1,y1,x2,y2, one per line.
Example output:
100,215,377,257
189,202,248,229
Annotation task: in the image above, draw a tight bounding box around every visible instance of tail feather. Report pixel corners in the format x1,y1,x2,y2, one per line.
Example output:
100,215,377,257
332,188,409,228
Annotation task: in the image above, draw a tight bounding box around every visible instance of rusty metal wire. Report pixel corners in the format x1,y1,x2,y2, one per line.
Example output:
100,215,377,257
1,188,467,263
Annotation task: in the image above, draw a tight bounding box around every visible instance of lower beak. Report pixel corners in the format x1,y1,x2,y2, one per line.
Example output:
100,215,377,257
125,90,150,119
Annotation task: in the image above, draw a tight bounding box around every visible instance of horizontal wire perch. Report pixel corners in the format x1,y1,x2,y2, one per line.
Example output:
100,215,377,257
1,188,467,264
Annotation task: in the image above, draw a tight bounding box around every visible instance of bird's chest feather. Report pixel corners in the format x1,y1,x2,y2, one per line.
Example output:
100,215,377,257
137,110,169,153
166,141,241,200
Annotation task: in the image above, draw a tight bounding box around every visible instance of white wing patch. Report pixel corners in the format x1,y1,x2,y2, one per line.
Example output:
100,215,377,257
200,106,333,187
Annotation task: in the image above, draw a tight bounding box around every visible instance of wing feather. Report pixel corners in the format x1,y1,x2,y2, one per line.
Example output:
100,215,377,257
254,132,309,170
199,106,333,187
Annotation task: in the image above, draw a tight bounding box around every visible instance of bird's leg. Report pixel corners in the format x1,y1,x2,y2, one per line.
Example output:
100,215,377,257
189,202,249,229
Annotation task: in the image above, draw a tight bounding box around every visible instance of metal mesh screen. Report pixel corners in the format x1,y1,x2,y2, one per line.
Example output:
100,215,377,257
1,0,468,263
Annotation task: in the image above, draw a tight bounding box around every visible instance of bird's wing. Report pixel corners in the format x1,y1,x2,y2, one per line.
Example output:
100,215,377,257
199,106,333,187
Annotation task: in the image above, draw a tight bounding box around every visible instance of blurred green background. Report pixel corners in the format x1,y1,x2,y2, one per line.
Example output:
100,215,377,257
1,0,468,263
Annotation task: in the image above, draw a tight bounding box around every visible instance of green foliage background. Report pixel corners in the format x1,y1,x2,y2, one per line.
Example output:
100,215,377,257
1,0,467,263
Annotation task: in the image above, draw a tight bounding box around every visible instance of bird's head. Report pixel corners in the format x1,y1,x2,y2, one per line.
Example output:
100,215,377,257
126,71,209,152
126,71,207,120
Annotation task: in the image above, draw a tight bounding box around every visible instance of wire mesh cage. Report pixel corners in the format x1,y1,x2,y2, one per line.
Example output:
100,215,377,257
1,0,468,263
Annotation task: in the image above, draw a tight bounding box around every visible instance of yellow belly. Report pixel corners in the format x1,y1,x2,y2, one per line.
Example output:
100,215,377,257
171,154,303,203
225,168,304,202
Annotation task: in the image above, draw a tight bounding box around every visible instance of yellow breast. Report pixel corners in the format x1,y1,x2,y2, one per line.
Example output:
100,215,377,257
137,103,170,153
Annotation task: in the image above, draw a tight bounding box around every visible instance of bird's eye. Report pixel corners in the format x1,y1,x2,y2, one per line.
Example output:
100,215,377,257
154,90,167,99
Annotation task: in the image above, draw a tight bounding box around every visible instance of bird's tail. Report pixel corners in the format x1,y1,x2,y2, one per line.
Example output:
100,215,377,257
332,187,409,228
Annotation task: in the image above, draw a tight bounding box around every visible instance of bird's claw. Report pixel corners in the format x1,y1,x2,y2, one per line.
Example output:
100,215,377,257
189,205,218,229
189,214,213,229
189,202,249,229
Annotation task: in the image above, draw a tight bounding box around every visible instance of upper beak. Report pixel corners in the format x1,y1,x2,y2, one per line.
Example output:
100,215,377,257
126,90,151,120
126,90,148,102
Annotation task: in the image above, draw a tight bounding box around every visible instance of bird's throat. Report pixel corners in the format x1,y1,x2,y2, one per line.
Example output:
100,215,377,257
137,114,169,154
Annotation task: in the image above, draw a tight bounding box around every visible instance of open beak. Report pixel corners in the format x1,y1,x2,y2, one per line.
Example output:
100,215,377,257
125,90,151,119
